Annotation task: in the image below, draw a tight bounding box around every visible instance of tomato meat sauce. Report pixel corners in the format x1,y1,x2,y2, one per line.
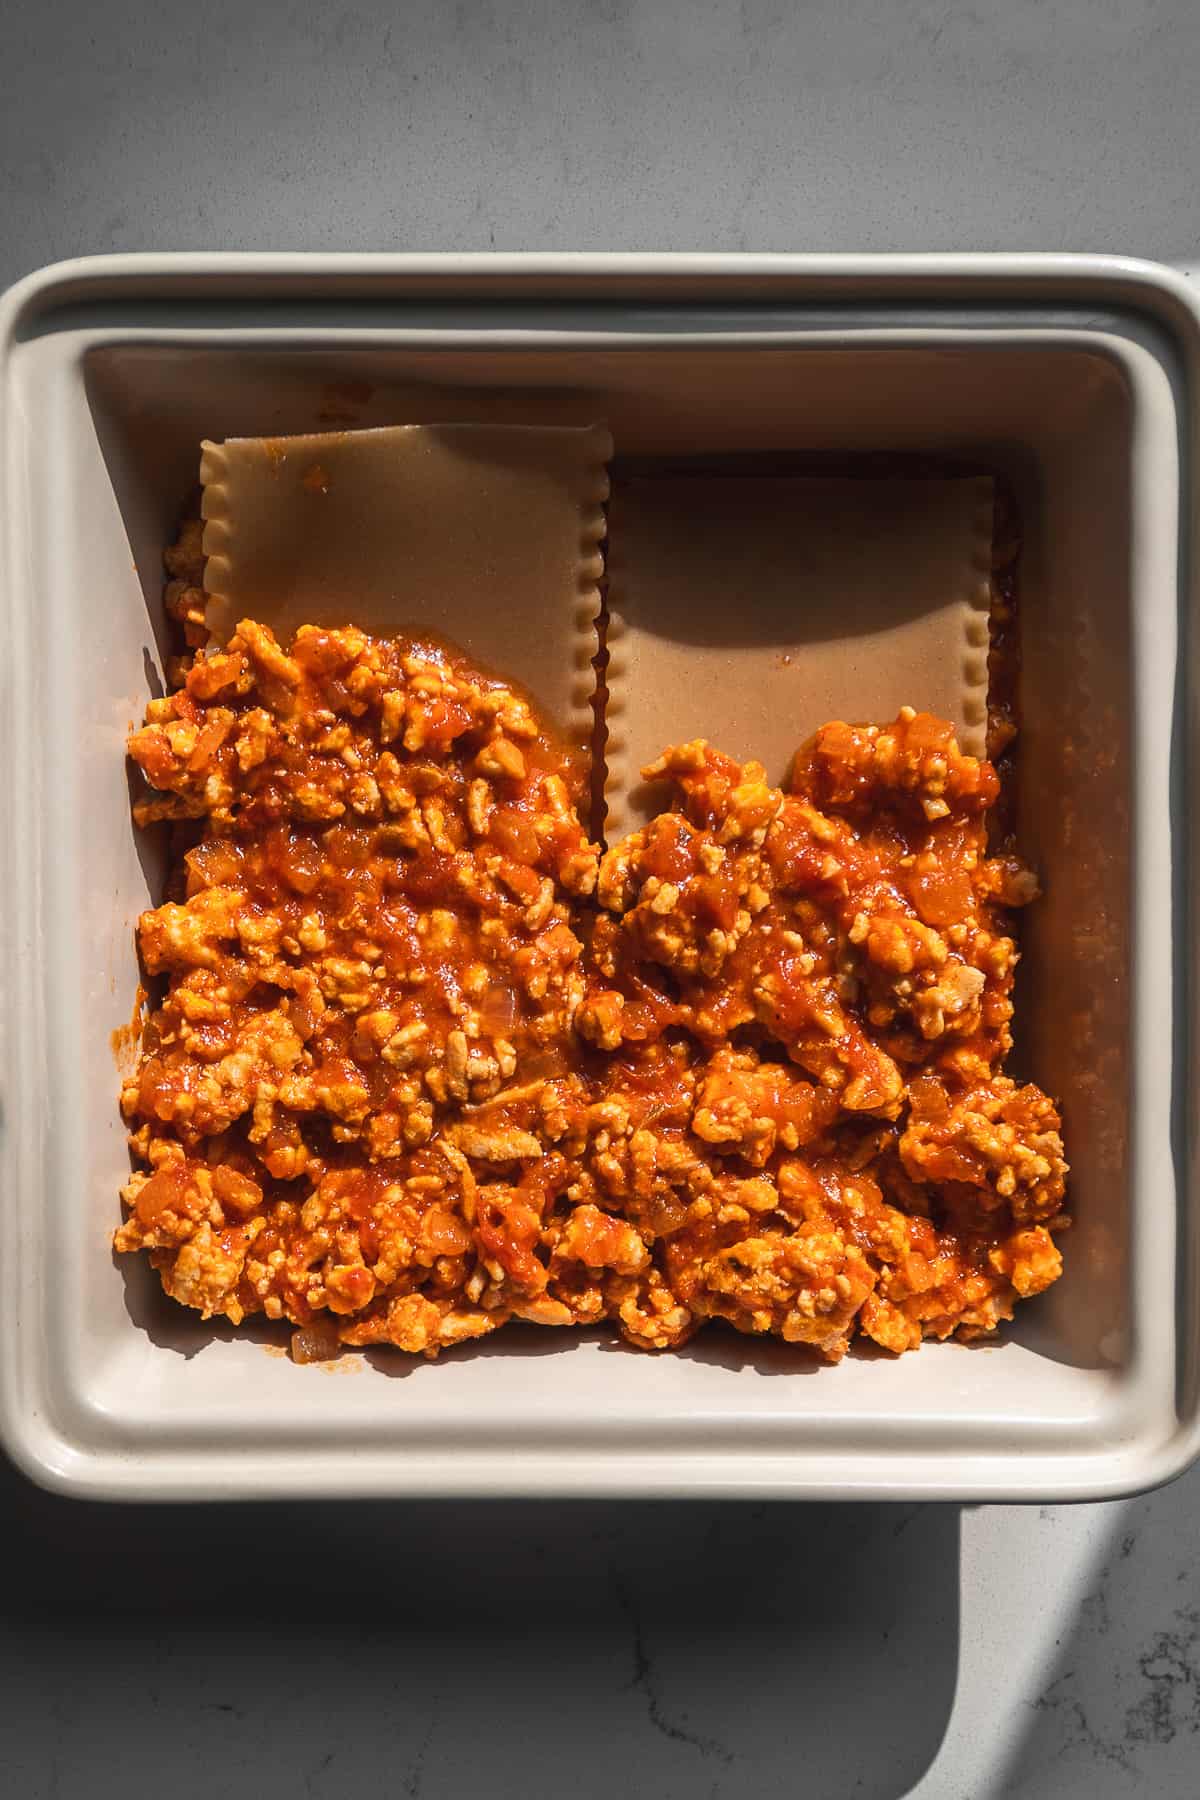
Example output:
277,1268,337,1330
117,531,1067,1364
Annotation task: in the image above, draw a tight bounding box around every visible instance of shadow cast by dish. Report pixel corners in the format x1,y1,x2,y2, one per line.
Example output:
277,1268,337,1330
0,1450,961,1799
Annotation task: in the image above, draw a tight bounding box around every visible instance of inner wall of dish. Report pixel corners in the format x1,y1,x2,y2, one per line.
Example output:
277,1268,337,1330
82,339,1133,1378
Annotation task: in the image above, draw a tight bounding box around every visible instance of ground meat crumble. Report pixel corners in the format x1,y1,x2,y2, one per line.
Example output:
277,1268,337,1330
117,532,1069,1365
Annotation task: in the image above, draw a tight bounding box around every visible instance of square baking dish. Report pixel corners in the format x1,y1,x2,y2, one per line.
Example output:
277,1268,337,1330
0,252,1195,1501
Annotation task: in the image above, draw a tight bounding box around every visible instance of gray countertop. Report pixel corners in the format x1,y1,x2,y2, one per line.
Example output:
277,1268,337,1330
2,3,1199,1795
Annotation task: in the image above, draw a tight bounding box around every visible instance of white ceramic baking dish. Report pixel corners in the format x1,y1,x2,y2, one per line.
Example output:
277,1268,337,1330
1,252,1196,1501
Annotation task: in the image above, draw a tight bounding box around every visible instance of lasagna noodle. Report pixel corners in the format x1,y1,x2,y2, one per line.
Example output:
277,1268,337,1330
200,422,612,741
605,474,995,827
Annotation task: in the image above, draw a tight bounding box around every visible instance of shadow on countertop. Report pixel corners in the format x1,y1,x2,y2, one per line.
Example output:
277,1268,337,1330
0,1448,959,1800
